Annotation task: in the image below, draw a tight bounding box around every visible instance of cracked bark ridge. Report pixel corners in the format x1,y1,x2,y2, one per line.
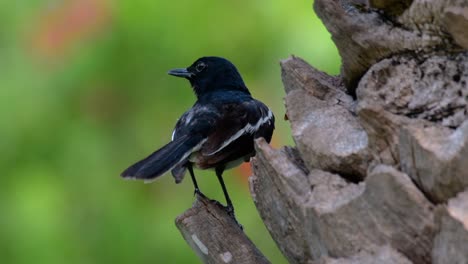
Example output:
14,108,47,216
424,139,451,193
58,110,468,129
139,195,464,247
280,56,354,111
369,0,413,16
282,57,370,180
357,53,468,128
250,138,311,264
357,104,416,166
399,120,468,203
443,5,468,49
251,139,435,263
313,0,465,95
356,52,468,203
314,245,412,264
175,195,270,264
432,189,468,263
252,54,468,263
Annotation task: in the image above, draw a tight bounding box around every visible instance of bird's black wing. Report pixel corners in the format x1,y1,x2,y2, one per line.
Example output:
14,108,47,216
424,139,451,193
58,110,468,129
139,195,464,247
170,98,273,181
121,134,200,180
171,105,220,142
169,105,221,182
199,99,274,157
122,106,219,181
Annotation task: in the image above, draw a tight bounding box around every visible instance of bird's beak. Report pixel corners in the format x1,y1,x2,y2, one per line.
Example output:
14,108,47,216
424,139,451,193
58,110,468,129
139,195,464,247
168,68,193,78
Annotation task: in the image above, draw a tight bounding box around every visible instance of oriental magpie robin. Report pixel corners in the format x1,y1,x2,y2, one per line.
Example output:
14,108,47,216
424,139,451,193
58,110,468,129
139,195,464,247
121,57,275,222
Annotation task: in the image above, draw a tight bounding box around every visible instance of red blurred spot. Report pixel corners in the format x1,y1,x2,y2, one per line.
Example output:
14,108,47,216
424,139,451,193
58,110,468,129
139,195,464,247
236,162,252,182
30,0,110,59
234,135,281,187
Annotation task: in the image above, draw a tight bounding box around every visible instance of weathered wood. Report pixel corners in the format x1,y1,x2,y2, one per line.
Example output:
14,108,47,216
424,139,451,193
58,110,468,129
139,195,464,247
313,0,463,95
251,139,435,263
369,0,413,16
249,139,311,264
399,120,468,203
280,56,354,112
314,245,412,264
357,53,468,128
432,189,468,263
286,88,370,180
281,56,370,180
175,195,270,264
357,104,412,166
443,5,468,49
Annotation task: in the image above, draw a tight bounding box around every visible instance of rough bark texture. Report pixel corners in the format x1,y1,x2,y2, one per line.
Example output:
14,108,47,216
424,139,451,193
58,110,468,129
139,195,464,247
399,120,468,203
175,195,270,264
432,190,468,264
251,0,467,263
177,0,468,263
314,245,412,264
251,140,435,263
314,0,465,96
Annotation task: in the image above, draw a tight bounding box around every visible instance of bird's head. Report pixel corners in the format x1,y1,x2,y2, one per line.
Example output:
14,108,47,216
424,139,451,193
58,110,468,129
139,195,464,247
168,57,250,97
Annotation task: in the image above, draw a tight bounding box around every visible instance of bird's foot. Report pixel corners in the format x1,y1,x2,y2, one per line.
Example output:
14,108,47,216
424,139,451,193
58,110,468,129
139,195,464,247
193,189,221,206
225,205,243,230
194,188,207,199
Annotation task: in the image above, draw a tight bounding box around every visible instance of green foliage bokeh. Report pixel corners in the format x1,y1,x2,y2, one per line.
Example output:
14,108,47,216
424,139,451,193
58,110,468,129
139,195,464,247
0,0,340,263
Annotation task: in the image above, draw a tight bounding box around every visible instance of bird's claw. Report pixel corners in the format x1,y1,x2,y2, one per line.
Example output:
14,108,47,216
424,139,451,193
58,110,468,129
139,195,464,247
225,205,243,230
192,190,243,229
194,188,207,199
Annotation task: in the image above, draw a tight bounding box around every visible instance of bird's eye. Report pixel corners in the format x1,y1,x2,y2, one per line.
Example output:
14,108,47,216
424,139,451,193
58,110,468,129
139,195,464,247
195,62,206,72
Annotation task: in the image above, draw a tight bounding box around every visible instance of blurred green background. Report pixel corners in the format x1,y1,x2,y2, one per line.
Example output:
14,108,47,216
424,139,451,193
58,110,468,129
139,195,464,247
0,0,340,263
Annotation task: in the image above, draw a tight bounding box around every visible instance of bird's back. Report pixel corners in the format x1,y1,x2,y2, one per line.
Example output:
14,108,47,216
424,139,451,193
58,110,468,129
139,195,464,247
172,91,274,171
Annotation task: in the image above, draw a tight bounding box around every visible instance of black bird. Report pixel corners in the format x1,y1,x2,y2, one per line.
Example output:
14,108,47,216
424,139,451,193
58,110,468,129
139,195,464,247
121,56,275,220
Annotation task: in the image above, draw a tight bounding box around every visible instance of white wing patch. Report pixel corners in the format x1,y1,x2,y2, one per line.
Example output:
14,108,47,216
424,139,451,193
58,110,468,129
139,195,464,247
177,138,207,166
206,109,273,156
184,111,195,125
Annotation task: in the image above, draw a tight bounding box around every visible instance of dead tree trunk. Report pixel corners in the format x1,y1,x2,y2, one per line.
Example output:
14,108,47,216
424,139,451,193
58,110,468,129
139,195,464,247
177,0,468,263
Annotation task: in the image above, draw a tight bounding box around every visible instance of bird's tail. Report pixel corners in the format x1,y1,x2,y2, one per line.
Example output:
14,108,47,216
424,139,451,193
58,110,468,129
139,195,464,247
121,135,201,181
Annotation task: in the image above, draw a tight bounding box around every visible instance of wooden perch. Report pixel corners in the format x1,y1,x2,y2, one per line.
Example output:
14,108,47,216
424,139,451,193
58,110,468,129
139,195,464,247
175,194,270,264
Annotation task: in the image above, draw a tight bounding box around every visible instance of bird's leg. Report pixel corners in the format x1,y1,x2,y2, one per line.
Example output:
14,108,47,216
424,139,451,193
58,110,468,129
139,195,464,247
188,164,205,198
215,167,233,210
215,167,242,229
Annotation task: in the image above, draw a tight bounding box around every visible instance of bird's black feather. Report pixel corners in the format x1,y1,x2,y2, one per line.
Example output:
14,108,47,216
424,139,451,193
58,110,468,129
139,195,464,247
122,57,275,182
121,134,204,180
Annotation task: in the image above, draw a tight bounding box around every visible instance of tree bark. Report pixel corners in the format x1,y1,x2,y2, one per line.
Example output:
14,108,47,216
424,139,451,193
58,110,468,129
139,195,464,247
176,0,468,263
175,194,270,264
